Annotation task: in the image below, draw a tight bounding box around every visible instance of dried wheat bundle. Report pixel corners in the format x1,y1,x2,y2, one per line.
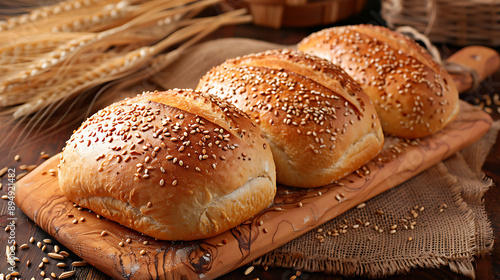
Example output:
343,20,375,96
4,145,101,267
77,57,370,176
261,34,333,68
0,0,251,118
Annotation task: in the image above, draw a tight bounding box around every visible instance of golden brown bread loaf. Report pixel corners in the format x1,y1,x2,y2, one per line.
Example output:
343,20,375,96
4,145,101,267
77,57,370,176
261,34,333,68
196,49,384,188
298,24,459,139
58,89,276,241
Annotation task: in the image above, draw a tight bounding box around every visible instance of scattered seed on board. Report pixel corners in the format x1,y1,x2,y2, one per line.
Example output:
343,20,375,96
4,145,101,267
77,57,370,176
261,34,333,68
20,244,29,250
0,167,7,177
140,250,146,255
57,262,68,268
14,154,20,161
59,251,70,257
59,270,76,279
48,252,64,260
72,260,89,267
244,266,255,275
356,203,366,209
101,231,107,236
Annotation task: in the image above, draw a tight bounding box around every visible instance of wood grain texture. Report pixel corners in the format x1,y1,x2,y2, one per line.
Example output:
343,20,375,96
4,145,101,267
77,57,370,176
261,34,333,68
14,101,492,280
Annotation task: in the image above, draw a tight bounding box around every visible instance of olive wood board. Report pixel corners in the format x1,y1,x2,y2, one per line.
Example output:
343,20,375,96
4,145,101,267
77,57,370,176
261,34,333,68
14,38,498,280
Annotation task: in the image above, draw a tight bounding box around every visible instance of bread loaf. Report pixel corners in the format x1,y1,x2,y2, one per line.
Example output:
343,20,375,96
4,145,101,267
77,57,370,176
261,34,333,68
197,49,384,188
298,24,459,139
58,89,276,240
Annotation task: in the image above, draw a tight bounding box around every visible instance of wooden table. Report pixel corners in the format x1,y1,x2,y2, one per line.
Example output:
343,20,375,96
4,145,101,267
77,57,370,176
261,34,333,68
1,13,500,280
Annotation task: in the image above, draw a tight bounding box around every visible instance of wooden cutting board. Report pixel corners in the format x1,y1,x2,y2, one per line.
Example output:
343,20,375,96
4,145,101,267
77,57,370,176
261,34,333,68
14,38,497,280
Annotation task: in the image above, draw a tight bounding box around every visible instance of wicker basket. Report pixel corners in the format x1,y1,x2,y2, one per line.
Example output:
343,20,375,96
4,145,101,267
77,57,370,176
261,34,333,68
245,0,367,28
381,0,500,46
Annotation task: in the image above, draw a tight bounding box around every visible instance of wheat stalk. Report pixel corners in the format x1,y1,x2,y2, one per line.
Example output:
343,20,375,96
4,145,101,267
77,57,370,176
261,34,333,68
0,0,251,118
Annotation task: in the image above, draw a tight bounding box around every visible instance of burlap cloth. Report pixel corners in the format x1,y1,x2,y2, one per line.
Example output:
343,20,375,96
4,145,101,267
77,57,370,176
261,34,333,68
253,121,500,279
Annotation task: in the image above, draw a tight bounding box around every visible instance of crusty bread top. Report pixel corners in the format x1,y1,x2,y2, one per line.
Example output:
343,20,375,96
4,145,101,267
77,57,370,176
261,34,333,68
59,89,276,240
298,24,459,138
197,49,384,187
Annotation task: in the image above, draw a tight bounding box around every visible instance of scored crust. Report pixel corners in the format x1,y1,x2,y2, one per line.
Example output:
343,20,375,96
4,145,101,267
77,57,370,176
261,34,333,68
58,89,276,240
298,24,459,139
197,49,384,188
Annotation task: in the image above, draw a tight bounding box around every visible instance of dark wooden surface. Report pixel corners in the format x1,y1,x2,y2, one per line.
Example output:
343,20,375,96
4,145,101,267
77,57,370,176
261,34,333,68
1,4,500,280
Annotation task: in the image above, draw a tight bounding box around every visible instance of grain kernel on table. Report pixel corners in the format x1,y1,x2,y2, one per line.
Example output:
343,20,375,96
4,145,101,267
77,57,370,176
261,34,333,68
47,252,64,260
71,260,89,267
59,251,70,257
244,266,254,275
58,270,76,279
57,262,67,268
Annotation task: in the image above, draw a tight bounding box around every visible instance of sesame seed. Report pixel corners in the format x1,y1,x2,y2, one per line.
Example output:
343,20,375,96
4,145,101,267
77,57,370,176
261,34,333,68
58,271,76,279
59,251,70,257
47,252,64,260
71,260,89,267
244,266,254,275
172,180,178,186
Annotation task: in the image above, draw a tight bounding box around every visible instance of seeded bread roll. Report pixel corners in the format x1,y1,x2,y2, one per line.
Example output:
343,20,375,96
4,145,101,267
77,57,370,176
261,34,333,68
58,89,276,241
196,49,384,188
298,24,459,139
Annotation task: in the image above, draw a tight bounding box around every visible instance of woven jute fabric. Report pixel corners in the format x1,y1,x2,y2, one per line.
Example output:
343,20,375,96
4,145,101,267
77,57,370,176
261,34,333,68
254,121,500,279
